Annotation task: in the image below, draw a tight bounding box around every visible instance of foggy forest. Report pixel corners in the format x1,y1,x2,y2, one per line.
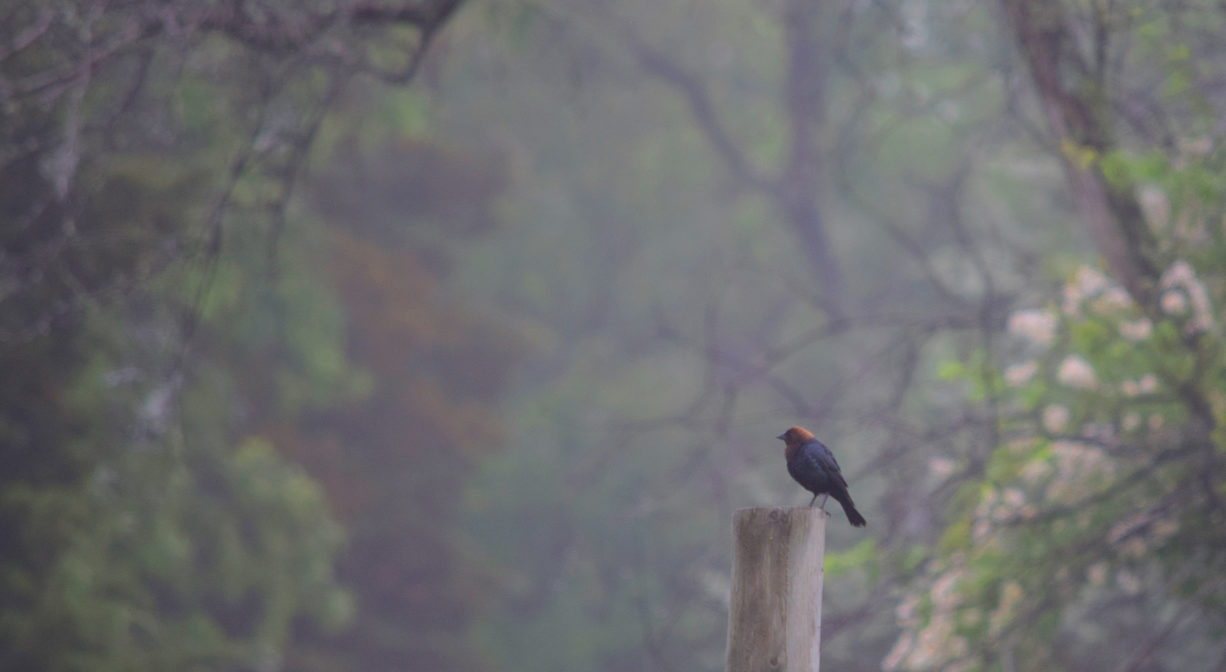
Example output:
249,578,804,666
3,0,1226,671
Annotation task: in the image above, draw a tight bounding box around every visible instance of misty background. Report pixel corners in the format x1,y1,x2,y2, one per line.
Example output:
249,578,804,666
3,1,1226,671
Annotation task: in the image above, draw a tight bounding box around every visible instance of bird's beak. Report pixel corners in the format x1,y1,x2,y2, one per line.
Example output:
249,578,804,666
776,433,786,440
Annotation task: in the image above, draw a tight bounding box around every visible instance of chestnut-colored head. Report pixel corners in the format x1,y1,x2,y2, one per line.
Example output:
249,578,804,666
777,426,815,444
776,426,815,459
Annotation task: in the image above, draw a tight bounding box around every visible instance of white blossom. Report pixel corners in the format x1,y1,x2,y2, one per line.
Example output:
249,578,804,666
1056,355,1097,389
1119,318,1152,341
1163,258,1193,283
1179,135,1213,157
1161,290,1188,315
1063,266,1111,315
1007,309,1057,345
1002,488,1025,509
1020,458,1052,484
1042,405,1070,433
895,593,919,628
1137,374,1158,394
1161,259,1216,332
1004,361,1038,387
1122,412,1141,432
1051,440,1111,477
1087,563,1107,586
1089,286,1133,315
931,569,963,610
928,456,957,481
972,518,991,542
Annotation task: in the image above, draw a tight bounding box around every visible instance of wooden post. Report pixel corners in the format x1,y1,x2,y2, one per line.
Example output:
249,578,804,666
726,507,825,672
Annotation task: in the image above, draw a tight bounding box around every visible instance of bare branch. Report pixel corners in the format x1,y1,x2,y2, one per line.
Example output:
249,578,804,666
608,19,767,191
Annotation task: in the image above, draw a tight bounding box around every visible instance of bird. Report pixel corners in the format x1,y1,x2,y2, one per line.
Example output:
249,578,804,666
777,426,866,527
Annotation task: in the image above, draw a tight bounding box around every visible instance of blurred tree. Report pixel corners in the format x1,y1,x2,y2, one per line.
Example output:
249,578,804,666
264,131,517,672
0,1,474,670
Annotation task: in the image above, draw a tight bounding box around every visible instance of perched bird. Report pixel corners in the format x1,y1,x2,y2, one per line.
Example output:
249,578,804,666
778,426,866,527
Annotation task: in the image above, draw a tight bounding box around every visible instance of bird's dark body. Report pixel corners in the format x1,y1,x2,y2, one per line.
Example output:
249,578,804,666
779,427,867,527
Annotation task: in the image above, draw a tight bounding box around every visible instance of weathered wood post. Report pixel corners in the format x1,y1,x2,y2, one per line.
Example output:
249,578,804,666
726,507,825,672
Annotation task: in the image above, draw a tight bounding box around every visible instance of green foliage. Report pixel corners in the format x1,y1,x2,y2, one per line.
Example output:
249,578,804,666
827,538,880,580
4,437,348,671
0,247,354,671
380,89,433,140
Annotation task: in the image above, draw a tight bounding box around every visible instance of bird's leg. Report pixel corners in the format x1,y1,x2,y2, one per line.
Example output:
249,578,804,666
818,495,829,515
808,493,818,507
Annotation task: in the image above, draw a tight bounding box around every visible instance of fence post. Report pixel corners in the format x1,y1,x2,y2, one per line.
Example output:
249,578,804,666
726,507,825,672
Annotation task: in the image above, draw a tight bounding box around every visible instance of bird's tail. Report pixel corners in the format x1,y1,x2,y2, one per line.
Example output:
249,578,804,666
836,492,867,527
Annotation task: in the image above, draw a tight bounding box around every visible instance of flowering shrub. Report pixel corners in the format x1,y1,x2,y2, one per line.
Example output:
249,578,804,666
885,155,1226,671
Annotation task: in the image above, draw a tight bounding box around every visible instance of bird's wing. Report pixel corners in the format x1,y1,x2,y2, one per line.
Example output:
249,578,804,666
810,440,849,488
